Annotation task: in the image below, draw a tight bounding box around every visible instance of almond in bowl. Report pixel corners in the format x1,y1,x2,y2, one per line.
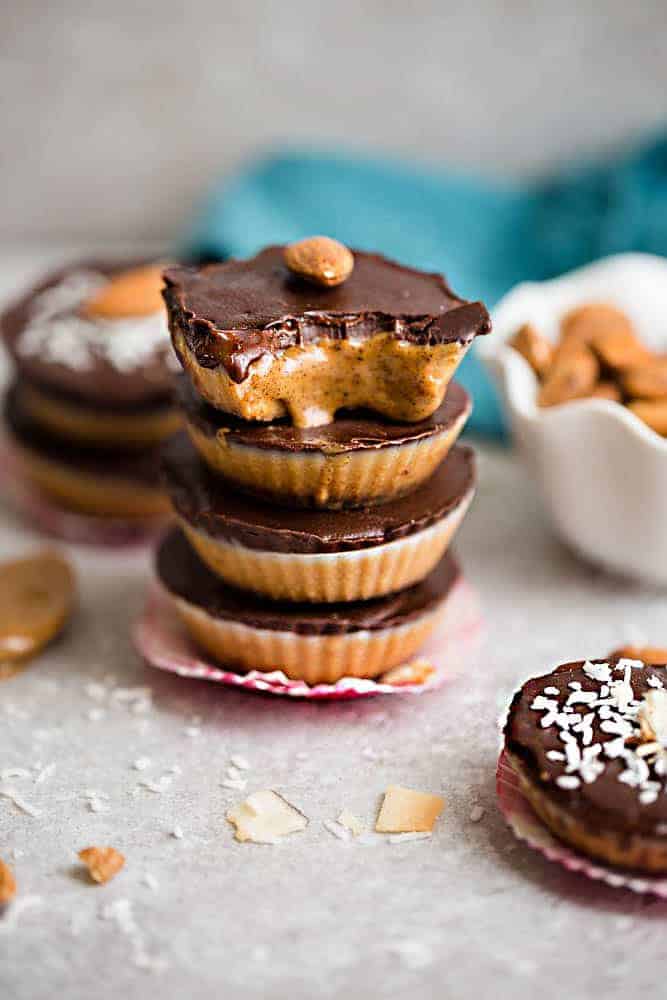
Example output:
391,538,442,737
479,253,667,584
509,302,667,437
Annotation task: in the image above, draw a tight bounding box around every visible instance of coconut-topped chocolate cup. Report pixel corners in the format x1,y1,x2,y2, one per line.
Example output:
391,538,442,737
179,374,471,509
156,526,461,683
2,259,176,410
505,656,667,873
163,244,490,428
1,259,182,454
161,433,475,602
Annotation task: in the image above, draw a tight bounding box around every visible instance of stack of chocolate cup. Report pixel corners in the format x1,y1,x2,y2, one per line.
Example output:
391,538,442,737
155,239,491,686
1,260,179,528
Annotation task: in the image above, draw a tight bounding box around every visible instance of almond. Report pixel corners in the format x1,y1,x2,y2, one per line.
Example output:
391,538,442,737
0,859,16,904
627,399,667,436
537,339,599,408
589,381,622,402
78,846,125,884
82,264,165,319
590,328,652,370
284,237,354,288
509,323,554,378
380,658,436,687
560,303,635,344
638,689,667,745
622,359,667,399
611,645,667,665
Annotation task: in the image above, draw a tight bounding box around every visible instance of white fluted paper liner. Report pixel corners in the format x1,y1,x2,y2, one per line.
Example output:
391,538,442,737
496,750,667,897
133,576,481,700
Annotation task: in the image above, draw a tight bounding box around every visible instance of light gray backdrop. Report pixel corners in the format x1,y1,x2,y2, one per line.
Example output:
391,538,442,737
2,0,666,243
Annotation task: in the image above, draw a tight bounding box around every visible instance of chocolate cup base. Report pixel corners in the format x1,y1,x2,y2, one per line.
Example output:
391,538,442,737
156,527,461,683
181,491,471,602
181,378,471,509
21,381,181,449
508,752,667,874
172,595,444,683
7,438,171,518
163,434,476,556
4,385,169,518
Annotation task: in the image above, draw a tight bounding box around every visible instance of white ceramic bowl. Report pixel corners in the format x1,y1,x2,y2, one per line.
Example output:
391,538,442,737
478,253,667,585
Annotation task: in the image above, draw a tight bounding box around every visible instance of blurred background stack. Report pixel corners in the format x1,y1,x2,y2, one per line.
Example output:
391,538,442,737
3,3,667,437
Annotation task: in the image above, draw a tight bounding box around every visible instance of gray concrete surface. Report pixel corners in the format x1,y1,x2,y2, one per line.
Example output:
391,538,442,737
2,1,666,242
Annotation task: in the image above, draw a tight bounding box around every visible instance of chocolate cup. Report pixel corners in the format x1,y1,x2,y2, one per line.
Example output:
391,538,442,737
4,384,170,518
164,247,490,427
505,658,667,873
163,433,475,554
1,258,175,408
156,527,460,682
164,247,491,383
179,375,471,508
19,378,181,449
162,434,474,602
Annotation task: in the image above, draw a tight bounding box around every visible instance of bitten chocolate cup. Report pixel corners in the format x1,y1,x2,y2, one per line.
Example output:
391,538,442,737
504,657,667,874
163,247,490,428
156,527,462,684
4,383,170,519
162,433,475,603
179,374,471,509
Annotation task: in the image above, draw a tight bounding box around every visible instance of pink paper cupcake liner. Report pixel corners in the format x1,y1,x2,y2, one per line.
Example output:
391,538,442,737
496,749,667,897
133,577,481,700
0,442,167,547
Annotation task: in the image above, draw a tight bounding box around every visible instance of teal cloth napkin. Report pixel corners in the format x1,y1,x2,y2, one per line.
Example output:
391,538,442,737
183,137,667,436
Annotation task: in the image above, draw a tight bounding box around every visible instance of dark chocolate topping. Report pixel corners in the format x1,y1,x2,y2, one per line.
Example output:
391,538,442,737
178,374,470,454
163,433,475,554
505,659,667,836
157,526,459,635
4,382,163,486
163,247,491,382
1,259,175,408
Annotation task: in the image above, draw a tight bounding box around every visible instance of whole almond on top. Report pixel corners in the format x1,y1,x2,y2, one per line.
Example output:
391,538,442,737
0,859,16,904
78,846,125,884
284,237,354,288
83,264,165,319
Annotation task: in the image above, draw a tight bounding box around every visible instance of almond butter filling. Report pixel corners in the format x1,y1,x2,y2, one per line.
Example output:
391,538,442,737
10,443,171,518
174,328,468,428
21,383,182,448
185,413,467,509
